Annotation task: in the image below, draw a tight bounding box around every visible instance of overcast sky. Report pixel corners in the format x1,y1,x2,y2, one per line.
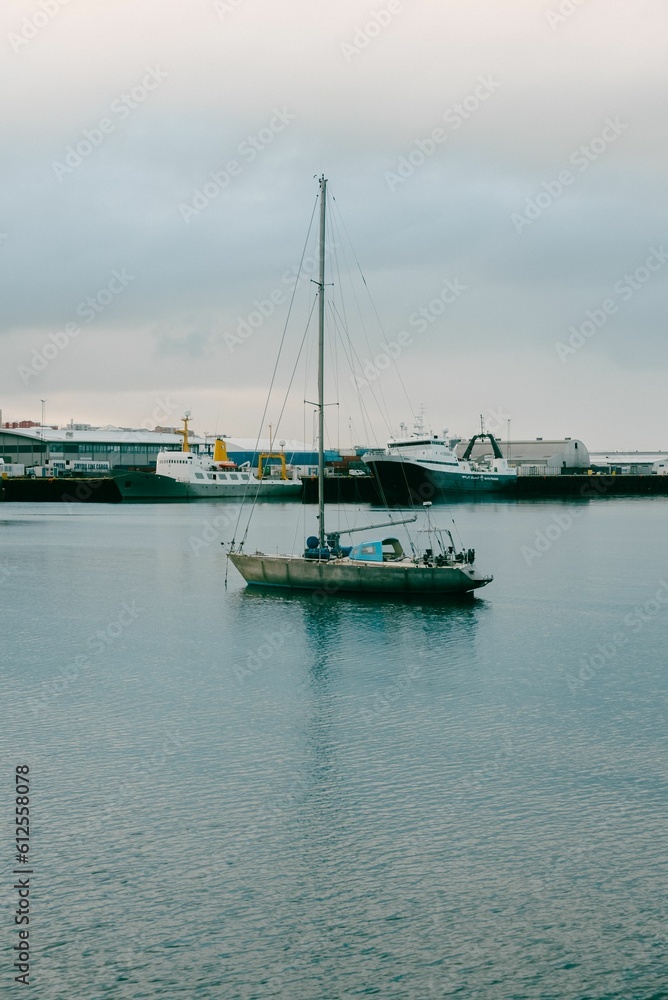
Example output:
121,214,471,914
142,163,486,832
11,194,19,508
1,0,666,450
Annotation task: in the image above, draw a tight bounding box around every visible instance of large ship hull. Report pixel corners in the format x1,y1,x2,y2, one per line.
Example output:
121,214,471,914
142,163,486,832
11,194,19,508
365,456,517,503
228,552,491,594
114,471,302,501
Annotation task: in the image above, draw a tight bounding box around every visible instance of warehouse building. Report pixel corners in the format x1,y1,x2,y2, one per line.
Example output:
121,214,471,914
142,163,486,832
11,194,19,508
0,425,339,473
589,451,668,475
457,437,590,472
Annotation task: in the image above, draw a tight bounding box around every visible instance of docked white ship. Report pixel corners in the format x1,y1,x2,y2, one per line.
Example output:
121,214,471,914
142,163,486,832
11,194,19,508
363,418,517,502
115,416,302,501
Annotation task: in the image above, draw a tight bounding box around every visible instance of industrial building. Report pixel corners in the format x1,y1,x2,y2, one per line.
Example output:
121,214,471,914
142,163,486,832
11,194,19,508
0,425,340,474
589,451,668,475
457,437,590,473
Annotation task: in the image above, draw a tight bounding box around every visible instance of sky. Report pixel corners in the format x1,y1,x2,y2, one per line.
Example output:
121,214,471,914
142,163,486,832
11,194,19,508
1,0,667,451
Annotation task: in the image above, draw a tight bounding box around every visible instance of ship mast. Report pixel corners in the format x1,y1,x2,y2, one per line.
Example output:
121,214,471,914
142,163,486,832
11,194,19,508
317,176,327,548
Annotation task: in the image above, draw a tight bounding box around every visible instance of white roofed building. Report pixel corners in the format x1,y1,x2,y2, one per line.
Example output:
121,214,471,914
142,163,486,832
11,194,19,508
457,437,590,471
0,426,339,472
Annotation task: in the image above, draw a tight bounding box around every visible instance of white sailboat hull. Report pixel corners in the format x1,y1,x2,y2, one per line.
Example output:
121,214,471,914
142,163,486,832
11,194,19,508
228,552,491,595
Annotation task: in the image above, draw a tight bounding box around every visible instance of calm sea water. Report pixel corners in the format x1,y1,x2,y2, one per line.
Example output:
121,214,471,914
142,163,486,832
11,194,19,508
2,497,667,999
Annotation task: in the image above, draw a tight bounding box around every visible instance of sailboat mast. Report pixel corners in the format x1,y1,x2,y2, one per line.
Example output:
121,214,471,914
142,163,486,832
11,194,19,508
317,175,327,548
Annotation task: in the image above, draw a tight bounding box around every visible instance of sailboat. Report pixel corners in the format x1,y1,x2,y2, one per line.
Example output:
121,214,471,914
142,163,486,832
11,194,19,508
227,177,493,595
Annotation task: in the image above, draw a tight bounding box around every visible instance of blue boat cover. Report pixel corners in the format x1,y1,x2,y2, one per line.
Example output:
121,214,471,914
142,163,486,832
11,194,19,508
349,540,383,562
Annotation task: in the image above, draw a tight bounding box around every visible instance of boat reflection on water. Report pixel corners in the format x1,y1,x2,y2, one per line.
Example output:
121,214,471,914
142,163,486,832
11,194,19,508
222,581,490,986
230,582,489,683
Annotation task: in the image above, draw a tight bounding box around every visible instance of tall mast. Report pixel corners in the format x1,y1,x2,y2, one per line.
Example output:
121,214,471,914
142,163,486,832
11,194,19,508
317,176,327,548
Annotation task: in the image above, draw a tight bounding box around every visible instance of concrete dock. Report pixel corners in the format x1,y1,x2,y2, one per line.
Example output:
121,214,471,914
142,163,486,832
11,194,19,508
300,474,668,504
2,473,668,504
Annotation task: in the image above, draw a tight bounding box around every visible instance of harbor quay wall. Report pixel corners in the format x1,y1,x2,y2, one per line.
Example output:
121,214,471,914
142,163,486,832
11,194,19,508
3,474,668,504
513,475,668,497
1,477,122,503
301,474,668,504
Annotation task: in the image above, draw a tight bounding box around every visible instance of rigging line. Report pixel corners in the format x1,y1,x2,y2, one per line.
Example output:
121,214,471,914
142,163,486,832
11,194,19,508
322,268,373,445
265,297,318,449
327,302,373,447
239,295,318,548
338,251,394,434
332,194,415,421
290,514,302,557
329,197,402,425
387,421,465,546
328,206,360,432
328,301,410,536
329,212,454,548
328,193,394,432
328,300,396,441
230,192,319,548
327,205,350,360
327,303,357,456
324,295,341,449
233,194,318,544
329,207,465,548
326,300,356,386
326,209,354,453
